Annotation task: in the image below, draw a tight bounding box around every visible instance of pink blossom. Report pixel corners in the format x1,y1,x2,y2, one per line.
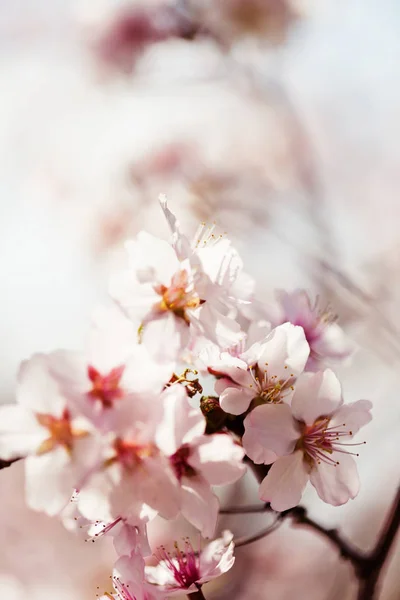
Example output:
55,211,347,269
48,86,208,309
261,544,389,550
243,369,372,510
90,4,191,75
77,385,183,525
100,551,163,600
0,354,101,515
155,385,246,537
207,322,309,415
62,492,153,557
267,290,353,371
47,306,174,432
110,199,251,359
145,531,235,595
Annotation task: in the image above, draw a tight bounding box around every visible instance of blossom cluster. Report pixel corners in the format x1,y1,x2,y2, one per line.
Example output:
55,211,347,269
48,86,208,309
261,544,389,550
0,198,371,598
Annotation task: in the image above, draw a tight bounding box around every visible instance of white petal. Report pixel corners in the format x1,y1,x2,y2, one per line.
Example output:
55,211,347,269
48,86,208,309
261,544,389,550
189,434,245,485
291,369,343,425
142,313,189,363
25,449,76,515
242,429,278,465
199,535,235,581
17,354,66,415
127,231,179,285
195,303,243,348
329,400,373,438
219,387,253,415
257,323,309,381
0,404,45,459
155,385,205,455
259,451,309,511
181,476,219,538
243,404,299,457
310,453,359,506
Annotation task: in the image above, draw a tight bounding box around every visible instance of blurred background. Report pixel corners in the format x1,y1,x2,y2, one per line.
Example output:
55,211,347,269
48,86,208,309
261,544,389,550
0,0,400,598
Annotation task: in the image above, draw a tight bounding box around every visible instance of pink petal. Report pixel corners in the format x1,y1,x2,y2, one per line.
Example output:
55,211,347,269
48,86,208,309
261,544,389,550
219,386,253,415
142,312,189,363
25,448,77,516
189,434,246,485
126,231,179,285
312,322,353,361
242,429,278,465
256,323,309,381
195,303,243,348
243,404,299,457
155,385,205,455
310,453,359,506
329,400,372,438
89,305,137,372
291,369,343,426
17,354,66,416
0,404,46,459
180,476,219,538
259,451,309,511
198,532,235,581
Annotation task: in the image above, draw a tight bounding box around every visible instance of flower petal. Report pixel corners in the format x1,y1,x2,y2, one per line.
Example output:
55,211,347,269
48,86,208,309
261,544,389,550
329,400,372,438
0,404,45,459
180,476,219,538
155,385,205,455
219,386,253,415
256,323,309,381
310,453,359,506
291,369,343,425
243,404,299,457
242,429,278,465
189,434,245,485
259,451,309,511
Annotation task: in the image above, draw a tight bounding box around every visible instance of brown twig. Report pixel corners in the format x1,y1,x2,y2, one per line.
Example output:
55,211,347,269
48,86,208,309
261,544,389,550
0,458,19,470
187,585,206,599
244,461,400,599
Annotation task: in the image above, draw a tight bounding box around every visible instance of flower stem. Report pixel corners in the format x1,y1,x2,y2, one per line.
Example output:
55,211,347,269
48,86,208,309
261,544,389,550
187,586,206,599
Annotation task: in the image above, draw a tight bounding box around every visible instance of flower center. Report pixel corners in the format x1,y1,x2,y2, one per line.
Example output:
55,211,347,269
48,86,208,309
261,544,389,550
158,540,200,589
36,409,88,455
248,363,295,406
170,445,197,481
87,365,125,408
154,270,201,321
106,438,156,471
297,418,364,467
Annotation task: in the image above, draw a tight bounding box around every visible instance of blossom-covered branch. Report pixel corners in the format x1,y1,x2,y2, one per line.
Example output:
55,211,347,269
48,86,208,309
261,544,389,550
0,199,376,599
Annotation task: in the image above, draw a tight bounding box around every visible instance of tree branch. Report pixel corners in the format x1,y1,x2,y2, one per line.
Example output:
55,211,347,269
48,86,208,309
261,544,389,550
187,585,206,599
244,461,400,599
0,458,19,470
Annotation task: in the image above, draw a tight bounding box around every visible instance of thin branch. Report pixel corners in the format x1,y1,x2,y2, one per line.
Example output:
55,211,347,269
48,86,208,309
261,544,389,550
219,502,270,515
187,585,206,599
234,520,282,548
356,486,400,600
0,458,20,470
246,461,400,599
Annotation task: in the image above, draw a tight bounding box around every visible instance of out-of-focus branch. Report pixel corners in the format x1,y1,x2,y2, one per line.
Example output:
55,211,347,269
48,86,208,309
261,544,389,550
243,461,400,599
188,585,206,599
356,486,400,600
0,458,19,470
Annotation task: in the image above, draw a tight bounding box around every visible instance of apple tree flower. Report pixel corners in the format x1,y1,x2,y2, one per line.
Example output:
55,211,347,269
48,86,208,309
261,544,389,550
267,290,353,371
243,369,372,510
145,531,235,596
77,385,184,525
155,385,246,537
0,354,101,516
47,305,174,432
207,322,310,415
109,198,252,360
